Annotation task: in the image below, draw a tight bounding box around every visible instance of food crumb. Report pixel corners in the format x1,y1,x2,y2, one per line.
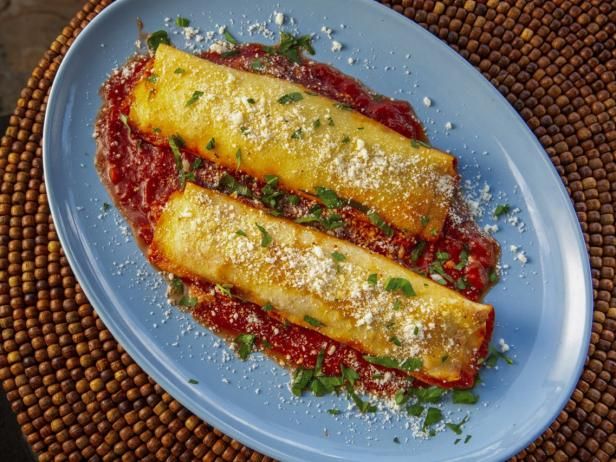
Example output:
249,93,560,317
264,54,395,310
498,338,510,353
422,96,432,107
331,40,343,52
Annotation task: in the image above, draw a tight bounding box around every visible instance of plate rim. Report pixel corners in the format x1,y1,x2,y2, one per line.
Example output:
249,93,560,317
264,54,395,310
42,0,593,460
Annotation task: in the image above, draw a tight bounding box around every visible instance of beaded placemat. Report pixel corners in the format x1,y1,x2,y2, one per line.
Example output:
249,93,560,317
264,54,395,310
1,0,614,460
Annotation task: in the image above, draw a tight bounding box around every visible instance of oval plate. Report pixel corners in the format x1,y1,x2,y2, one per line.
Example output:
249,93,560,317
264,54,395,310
43,0,592,460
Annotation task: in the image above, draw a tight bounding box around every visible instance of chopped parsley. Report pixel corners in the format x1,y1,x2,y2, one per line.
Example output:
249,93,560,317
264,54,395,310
295,206,344,230
347,386,377,413
315,187,344,208
269,32,315,63
185,90,204,107
464,435,472,444
145,74,158,84
414,386,446,404
313,118,321,129
168,135,188,188
341,135,351,144
304,315,325,327
331,251,346,262
234,333,256,360
430,261,454,284
384,277,416,297
452,390,479,405
455,249,469,270
174,67,186,74
255,223,272,247
446,415,469,435
488,269,499,283
367,211,394,237
493,204,511,218
327,409,341,415
291,368,314,396
102,202,112,212
221,49,240,58
223,29,239,45
455,277,468,290
147,30,171,51
175,16,190,27
410,139,430,149
187,378,199,384
420,215,430,226
235,149,242,169
277,92,304,104
219,174,252,198
214,284,233,297
246,97,256,104
335,102,353,111
436,251,450,262
423,407,443,431
389,335,402,347
262,303,273,312
291,128,303,139
393,437,401,444
407,404,423,417
392,299,402,311
235,229,247,237
327,116,335,126
206,137,215,150
363,355,422,372
484,345,513,368
250,58,264,70
410,241,426,262
367,273,378,285
179,295,197,308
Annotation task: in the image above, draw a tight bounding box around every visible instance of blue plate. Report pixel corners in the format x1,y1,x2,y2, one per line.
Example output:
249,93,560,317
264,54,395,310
43,0,592,460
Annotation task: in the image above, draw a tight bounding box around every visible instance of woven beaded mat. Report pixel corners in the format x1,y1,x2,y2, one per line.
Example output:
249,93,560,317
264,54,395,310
0,0,614,460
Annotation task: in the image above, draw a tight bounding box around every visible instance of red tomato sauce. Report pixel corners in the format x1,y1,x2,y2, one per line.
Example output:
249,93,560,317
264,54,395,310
95,45,498,394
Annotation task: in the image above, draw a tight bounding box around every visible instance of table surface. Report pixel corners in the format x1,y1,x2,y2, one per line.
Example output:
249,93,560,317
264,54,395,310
0,1,615,462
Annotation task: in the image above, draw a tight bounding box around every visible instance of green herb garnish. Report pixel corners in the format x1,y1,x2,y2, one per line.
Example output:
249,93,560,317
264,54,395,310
331,251,346,262
179,295,198,308
262,303,273,312
214,284,233,297
188,378,199,384
291,128,303,139
493,204,511,218
367,273,378,285
446,416,469,435
455,249,469,270
250,58,264,70
234,333,256,360
407,404,424,417
304,315,325,327
423,407,443,430
335,103,353,111
206,138,215,150
223,29,239,45
235,229,247,237
367,211,394,237
174,67,186,74
255,223,272,247
452,390,479,405
420,215,430,226
341,135,351,144
414,386,446,404
488,269,499,283
277,92,304,104
410,139,430,149
410,241,426,262
186,90,204,106
235,149,242,169
384,277,416,297
147,30,171,51
271,32,315,63
315,187,344,208
221,49,240,58
313,118,321,129
102,202,112,212
327,409,341,415
484,345,513,368
146,74,158,84
175,17,190,27
389,336,402,347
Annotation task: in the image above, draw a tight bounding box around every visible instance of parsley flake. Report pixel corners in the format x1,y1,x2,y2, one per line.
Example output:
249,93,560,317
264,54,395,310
327,409,341,415
255,223,272,247
367,211,394,237
206,137,215,150
235,149,242,169
223,29,239,45
304,315,325,327
315,186,344,208
331,251,346,262
262,303,273,312
493,204,511,218
234,333,256,360
185,90,204,107
277,92,304,104
384,277,416,297
270,32,315,63
147,30,171,51
367,273,378,285
174,67,186,74
175,17,190,27
423,407,443,430
187,378,199,384
452,390,479,405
